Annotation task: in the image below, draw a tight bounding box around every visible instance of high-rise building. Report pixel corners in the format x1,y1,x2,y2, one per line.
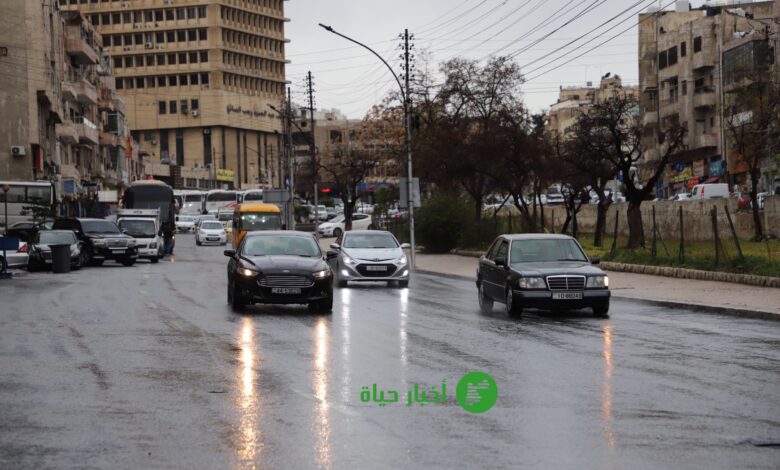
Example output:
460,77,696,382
0,1,135,203
637,1,773,198
58,0,289,190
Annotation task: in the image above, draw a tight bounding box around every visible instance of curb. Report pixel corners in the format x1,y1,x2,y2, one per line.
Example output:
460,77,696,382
600,262,780,288
414,268,780,321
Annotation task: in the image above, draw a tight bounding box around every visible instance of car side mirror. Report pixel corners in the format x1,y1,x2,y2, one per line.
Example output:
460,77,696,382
326,250,339,260
329,243,340,250
590,257,600,265
495,256,506,267
400,243,411,249
223,249,236,258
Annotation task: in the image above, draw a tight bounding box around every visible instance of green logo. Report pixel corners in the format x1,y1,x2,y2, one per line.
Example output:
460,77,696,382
456,371,498,414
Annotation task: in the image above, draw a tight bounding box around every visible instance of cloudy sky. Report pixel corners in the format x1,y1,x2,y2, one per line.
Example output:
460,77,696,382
285,0,713,118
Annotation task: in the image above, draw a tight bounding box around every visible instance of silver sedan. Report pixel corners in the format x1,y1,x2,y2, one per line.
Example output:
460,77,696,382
327,230,410,288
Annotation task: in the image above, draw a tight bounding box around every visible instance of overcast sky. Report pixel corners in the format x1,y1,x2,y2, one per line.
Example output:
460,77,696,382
285,0,714,118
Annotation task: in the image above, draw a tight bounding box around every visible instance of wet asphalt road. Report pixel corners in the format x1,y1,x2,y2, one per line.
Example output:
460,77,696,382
1,234,779,469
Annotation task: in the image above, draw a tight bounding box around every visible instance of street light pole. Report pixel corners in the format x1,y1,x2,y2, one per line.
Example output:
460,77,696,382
319,23,416,268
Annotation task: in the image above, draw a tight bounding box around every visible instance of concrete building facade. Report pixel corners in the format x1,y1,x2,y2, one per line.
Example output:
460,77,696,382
637,0,774,198
0,1,135,200
546,74,639,137
59,0,289,190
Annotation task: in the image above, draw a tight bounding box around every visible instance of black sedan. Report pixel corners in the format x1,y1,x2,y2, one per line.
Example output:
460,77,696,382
477,234,610,317
224,231,335,313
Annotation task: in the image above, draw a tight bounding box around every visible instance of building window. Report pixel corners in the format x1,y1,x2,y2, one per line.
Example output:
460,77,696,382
167,31,175,43
134,33,143,45
176,8,185,20
101,13,109,24
693,36,702,53
144,10,153,22
116,78,124,90
659,50,668,69
103,36,111,47
157,54,165,66
179,52,187,64
177,30,186,42
156,31,164,43
681,41,687,57
114,57,122,68
199,29,207,41
668,46,677,66
198,6,207,18
136,77,145,88
159,101,167,114
158,76,167,87
682,80,687,96
168,53,176,64
146,55,154,66
169,100,177,113
169,75,177,86
200,51,208,62
201,73,209,85
155,10,163,22
112,13,121,24
191,99,199,111
135,55,144,67
147,77,156,88
180,74,188,86
190,52,198,63
188,29,196,41
188,7,197,19
124,56,133,67
165,9,174,21
190,73,199,85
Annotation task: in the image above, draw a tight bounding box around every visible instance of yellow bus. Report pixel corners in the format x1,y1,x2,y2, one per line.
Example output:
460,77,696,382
232,203,283,248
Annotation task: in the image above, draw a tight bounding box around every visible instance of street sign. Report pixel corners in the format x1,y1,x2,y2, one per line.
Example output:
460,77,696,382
399,177,421,208
263,189,291,203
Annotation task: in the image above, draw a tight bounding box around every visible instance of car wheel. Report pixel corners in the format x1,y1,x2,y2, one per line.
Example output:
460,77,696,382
72,257,82,270
82,246,93,266
505,287,523,317
318,296,333,314
230,280,248,311
150,256,159,264
121,258,136,267
593,300,610,318
367,224,375,230
333,228,343,239
398,280,409,288
27,260,38,272
478,281,493,313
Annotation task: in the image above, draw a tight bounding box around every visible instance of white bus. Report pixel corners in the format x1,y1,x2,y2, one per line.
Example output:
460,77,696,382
241,189,263,203
0,180,57,230
204,189,239,214
178,190,205,214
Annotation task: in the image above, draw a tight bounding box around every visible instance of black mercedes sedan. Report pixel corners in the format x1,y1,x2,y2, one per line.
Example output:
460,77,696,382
224,231,335,313
476,234,610,317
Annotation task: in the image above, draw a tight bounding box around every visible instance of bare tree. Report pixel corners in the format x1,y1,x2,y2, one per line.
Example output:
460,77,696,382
582,95,685,248
723,64,780,240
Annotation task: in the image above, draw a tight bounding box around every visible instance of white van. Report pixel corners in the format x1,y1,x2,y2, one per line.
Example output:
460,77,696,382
117,209,164,263
691,183,729,200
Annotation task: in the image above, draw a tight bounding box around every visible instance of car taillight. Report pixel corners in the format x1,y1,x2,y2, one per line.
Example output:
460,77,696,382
18,244,28,253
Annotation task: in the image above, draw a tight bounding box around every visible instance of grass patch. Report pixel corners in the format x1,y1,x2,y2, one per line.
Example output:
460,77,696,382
577,233,780,278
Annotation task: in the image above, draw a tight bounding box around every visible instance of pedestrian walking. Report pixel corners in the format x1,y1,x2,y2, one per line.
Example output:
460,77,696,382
162,222,174,256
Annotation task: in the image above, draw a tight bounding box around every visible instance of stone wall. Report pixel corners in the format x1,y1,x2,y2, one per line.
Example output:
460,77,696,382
497,196,780,241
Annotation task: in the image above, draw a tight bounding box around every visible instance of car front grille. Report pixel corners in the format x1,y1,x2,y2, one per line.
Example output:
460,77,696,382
356,264,397,277
258,275,314,288
546,275,585,291
105,238,128,247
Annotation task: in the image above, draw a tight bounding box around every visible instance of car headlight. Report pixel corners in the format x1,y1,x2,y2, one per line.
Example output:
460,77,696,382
313,269,332,279
518,277,546,289
586,275,608,288
342,255,357,266
237,267,258,277
150,242,157,248
395,254,408,265
91,238,106,246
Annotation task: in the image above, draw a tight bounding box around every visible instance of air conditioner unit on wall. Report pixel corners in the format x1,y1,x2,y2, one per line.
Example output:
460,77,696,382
11,145,26,157
145,42,154,49
191,110,199,117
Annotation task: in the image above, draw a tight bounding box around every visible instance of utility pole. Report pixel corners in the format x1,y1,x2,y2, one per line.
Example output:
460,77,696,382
307,71,319,237
286,87,295,229
402,29,416,269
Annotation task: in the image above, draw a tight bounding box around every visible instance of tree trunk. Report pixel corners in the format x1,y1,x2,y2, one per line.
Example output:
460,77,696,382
344,196,354,231
749,171,763,240
594,202,608,247
475,198,482,222
626,200,645,249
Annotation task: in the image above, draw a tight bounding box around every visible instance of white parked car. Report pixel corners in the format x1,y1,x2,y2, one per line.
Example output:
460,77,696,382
1,239,29,268
308,205,329,222
668,193,693,201
196,220,228,246
318,213,373,238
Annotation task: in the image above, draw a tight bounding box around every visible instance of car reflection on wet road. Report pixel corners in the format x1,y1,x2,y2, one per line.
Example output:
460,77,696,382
1,235,779,469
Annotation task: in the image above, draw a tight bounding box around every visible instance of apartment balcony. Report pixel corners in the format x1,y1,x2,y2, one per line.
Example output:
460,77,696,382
98,96,115,112
61,81,77,102
73,79,97,105
694,133,719,148
113,95,126,115
99,131,118,147
65,30,99,65
659,101,680,119
56,121,79,145
692,51,715,71
75,116,99,145
642,110,658,127
693,88,716,109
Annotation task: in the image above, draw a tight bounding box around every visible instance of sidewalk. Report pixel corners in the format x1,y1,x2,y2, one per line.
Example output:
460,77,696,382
414,253,780,319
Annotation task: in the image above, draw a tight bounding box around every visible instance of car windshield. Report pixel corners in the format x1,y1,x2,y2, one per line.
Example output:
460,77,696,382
510,239,588,263
242,236,320,257
82,220,121,234
38,231,75,244
330,215,345,223
119,219,156,237
240,212,282,230
343,233,398,249
179,215,195,222
201,222,224,230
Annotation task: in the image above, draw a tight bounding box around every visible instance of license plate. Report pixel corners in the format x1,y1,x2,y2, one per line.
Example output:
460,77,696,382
207,238,219,241
366,265,387,271
110,248,126,252
271,288,301,295
552,292,583,300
